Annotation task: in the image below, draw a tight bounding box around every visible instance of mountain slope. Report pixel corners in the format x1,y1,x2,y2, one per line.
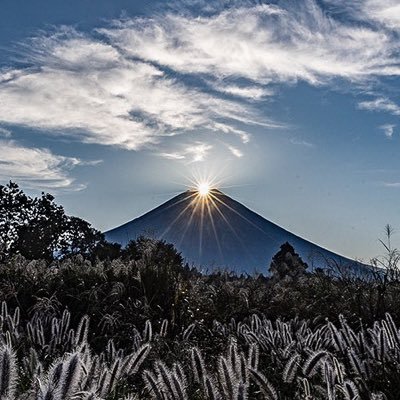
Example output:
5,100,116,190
105,189,362,274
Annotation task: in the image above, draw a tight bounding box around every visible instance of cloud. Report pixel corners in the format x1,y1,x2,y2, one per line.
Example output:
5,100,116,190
323,0,400,30
186,143,213,162
0,0,399,163
358,97,400,115
290,138,315,147
228,145,243,158
101,1,400,85
159,142,213,162
383,182,400,188
0,28,264,152
213,83,273,100
0,127,11,137
158,152,186,160
362,0,400,30
341,0,400,31
0,140,87,190
210,122,252,144
379,124,395,138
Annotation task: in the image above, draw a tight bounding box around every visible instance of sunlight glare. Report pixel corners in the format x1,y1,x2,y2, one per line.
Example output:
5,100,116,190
198,182,210,196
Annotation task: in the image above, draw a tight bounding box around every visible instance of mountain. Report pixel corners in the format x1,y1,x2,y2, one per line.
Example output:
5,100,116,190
105,189,364,275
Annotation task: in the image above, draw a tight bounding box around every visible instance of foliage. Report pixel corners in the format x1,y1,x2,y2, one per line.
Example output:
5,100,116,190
269,242,308,282
0,245,399,398
1,296,400,399
0,181,103,261
3,182,400,398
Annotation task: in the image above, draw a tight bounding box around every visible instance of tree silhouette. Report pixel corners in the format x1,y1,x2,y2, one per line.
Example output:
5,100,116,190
0,181,32,257
0,181,104,260
14,192,67,260
269,242,308,282
58,216,104,258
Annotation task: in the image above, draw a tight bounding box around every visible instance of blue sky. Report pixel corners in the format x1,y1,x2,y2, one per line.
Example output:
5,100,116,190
1,0,400,262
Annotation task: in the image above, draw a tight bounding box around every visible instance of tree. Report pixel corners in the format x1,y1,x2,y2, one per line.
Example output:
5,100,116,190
123,236,183,267
269,242,308,282
91,240,122,261
14,192,67,260
58,216,104,258
0,181,33,257
0,181,33,256
0,181,105,261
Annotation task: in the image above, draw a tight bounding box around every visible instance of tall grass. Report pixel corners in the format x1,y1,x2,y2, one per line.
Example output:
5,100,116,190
0,299,400,398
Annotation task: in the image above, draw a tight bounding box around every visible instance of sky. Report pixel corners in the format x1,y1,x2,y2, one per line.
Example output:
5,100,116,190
0,0,400,262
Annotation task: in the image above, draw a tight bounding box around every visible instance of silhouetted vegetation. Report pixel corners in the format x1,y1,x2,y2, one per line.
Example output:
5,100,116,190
0,181,104,261
2,182,400,398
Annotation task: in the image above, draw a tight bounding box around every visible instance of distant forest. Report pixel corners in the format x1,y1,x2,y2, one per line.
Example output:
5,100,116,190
1,181,400,399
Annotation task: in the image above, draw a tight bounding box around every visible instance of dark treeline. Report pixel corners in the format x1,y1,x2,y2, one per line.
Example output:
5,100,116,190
1,181,400,399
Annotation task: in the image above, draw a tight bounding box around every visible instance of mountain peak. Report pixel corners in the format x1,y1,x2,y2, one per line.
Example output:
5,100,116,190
105,190,361,274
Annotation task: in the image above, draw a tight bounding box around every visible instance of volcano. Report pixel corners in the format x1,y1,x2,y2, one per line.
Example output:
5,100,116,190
105,189,363,275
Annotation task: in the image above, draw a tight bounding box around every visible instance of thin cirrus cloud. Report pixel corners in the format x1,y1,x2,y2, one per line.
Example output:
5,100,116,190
0,29,264,152
0,0,399,189
227,145,244,158
379,124,395,138
362,0,400,30
290,138,315,148
383,182,400,188
0,127,11,138
327,0,400,31
358,98,400,115
101,1,400,84
212,83,274,100
0,140,90,190
159,142,213,163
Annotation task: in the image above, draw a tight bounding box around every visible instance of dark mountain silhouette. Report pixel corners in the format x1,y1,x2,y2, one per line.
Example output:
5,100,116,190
105,189,364,275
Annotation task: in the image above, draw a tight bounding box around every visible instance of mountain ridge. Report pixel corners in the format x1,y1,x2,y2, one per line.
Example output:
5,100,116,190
105,189,364,274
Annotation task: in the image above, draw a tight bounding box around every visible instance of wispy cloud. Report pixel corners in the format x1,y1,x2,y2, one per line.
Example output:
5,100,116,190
0,28,263,152
358,97,400,115
323,0,400,31
363,0,400,30
213,83,273,100
290,138,315,148
380,124,395,138
383,182,400,188
102,1,400,85
0,127,11,137
228,145,243,158
346,0,400,31
158,152,186,160
210,122,252,144
0,0,399,175
186,143,213,162
159,142,213,163
0,140,87,190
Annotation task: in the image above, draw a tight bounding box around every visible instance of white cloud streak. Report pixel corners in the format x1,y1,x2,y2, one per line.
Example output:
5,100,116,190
228,145,244,158
341,0,400,31
158,152,186,160
213,83,273,100
102,1,400,84
0,127,11,138
363,0,400,30
379,124,395,138
383,182,400,188
0,140,85,189
358,97,400,115
0,0,398,175
186,143,213,162
323,0,400,31
0,29,262,152
159,142,213,162
290,138,315,147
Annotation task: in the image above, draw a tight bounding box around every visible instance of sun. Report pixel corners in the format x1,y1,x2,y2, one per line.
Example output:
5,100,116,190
197,182,211,196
